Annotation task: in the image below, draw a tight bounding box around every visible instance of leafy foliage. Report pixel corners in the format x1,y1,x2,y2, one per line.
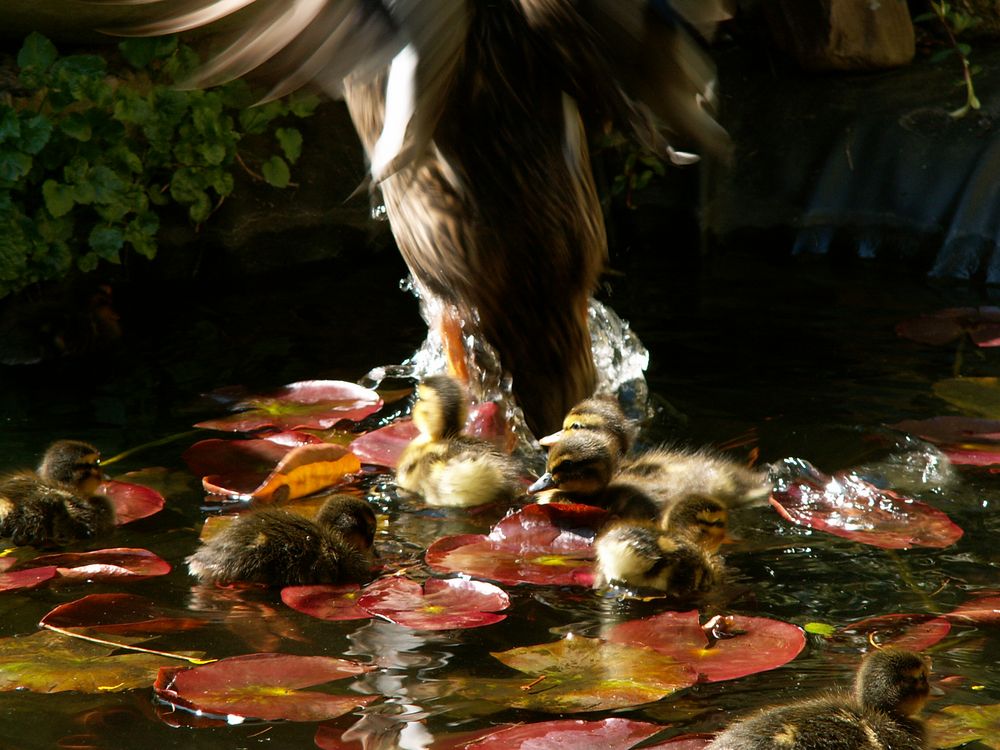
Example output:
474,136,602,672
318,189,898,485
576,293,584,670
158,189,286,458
0,32,318,298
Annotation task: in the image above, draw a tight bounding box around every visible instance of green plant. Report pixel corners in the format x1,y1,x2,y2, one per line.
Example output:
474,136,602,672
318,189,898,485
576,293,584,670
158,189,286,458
914,1,982,118
594,129,667,209
0,32,318,299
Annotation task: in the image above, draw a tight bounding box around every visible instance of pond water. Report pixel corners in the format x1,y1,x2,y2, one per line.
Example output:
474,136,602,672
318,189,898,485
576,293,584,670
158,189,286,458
1,245,999,749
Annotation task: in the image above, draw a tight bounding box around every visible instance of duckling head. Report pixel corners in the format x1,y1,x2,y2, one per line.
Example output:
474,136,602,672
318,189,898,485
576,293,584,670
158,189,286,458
411,374,469,441
38,440,103,496
528,430,618,499
662,494,729,553
315,494,378,554
854,648,931,718
539,396,633,456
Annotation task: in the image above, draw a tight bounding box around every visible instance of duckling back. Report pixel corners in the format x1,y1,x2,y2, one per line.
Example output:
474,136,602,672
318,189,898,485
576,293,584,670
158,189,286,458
398,436,522,508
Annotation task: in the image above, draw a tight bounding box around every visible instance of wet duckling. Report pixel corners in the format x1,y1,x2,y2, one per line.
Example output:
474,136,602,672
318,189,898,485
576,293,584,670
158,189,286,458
396,375,522,508
538,395,636,456
0,440,115,547
593,495,727,594
706,648,930,750
187,494,377,587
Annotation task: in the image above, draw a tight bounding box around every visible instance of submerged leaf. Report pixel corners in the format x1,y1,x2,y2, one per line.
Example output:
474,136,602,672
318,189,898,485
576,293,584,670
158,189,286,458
458,718,666,749
769,457,963,549
933,378,1000,419
604,609,805,683
0,630,183,693
195,380,382,432
153,652,377,722
356,576,509,631
896,307,1000,347
40,593,207,635
100,479,166,525
281,584,371,622
928,703,1000,749
837,613,952,652
32,548,171,580
889,416,1000,445
426,503,604,586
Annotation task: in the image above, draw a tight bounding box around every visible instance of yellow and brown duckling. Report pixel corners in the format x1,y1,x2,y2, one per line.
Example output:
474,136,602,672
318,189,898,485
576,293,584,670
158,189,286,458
187,494,377,587
593,494,727,594
0,440,115,548
706,648,930,750
538,395,636,457
396,374,523,508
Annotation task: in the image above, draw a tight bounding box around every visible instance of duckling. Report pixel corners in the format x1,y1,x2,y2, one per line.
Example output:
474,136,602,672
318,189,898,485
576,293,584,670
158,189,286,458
396,374,523,508
0,440,115,547
706,647,930,749
187,494,377,587
593,495,727,594
538,395,636,456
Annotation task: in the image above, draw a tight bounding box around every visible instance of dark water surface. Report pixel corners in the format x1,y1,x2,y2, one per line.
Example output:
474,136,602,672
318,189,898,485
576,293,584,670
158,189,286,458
1,247,999,749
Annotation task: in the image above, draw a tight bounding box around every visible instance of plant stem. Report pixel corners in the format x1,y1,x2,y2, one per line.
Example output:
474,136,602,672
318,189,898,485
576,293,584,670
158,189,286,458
100,429,202,467
41,623,216,665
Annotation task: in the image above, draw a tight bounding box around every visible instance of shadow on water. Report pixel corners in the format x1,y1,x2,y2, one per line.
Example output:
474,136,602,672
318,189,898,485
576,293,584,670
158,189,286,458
3,240,1000,748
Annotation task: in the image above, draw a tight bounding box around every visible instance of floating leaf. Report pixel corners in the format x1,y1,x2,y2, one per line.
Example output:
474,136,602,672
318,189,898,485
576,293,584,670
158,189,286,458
426,503,604,586
100,479,166,525
187,438,360,502
896,307,1000,347
153,653,377,722
0,630,185,693
769,458,963,549
356,576,509,631
457,718,666,749
928,703,1000,749
933,378,1000,419
644,735,714,750
195,380,382,432
281,584,370,622
40,594,207,635
349,420,419,468
462,636,696,713
604,609,805,683
837,613,952,652
889,416,1000,445
0,565,58,592
314,723,517,750
32,548,171,581
946,595,1000,625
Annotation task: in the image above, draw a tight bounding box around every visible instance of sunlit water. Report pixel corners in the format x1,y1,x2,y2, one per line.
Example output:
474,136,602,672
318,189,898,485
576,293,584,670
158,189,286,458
1,247,1000,748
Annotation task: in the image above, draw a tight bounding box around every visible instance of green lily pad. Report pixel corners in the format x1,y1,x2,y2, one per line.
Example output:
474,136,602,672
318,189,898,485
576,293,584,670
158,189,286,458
933,377,1000,419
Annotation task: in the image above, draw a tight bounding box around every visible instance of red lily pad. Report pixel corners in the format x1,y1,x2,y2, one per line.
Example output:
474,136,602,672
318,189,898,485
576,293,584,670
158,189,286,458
32,548,171,581
356,576,509,631
889,416,1000,445
281,584,371,622
604,609,805,683
314,724,519,750
195,380,382,432
100,480,166,525
349,419,419,468
153,652,377,723
644,735,714,750
187,438,361,502
947,595,1000,625
0,565,58,592
426,503,604,586
40,594,207,635
769,458,963,549
457,718,666,749
896,307,1000,347
837,613,952,652
941,445,1000,466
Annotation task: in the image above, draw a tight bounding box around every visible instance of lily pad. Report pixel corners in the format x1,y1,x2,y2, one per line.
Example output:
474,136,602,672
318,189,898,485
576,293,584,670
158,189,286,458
314,723,517,750
188,438,361,502
458,718,667,749
889,416,1000,445
356,576,509,631
426,503,604,586
0,565,58,592
928,703,1000,749
349,419,419,468
933,377,1000,419
769,457,963,549
946,595,1000,625
281,584,371,622
32,548,171,581
459,636,697,713
100,479,166,525
153,652,377,723
896,306,1000,347
604,609,805,683
837,613,952,652
0,630,190,693
40,594,207,635
195,380,382,432
644,735,714,750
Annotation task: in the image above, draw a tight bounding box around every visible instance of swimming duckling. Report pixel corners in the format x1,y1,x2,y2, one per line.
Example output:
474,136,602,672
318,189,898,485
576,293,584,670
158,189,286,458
396,374,523,508
186,494,377,587
538,395,636,456
593,495,727,593
0,440,115,547
706,647,930,749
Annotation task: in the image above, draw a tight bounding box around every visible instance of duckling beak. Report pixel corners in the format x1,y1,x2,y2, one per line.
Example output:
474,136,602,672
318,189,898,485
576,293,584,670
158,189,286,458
528,472,556,493
538,430,564,447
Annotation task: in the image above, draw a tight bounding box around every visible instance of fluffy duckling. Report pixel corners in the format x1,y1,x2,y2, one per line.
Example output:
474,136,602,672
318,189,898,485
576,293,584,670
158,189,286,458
396,374,523,508
187,494,377,587
707,648,930,749
538,395,636,456
0,440,115,547
593,495,727,593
